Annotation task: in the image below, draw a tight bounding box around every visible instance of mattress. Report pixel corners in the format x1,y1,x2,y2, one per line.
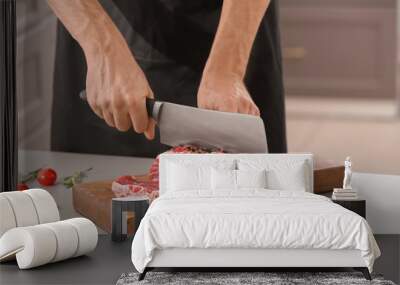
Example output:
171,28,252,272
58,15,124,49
131,190,380,273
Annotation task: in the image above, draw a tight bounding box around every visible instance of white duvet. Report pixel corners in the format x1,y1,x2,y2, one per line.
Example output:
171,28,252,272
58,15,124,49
131,190,380,273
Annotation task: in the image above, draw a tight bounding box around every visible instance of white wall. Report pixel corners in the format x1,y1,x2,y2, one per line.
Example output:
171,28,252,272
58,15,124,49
353,172,400,234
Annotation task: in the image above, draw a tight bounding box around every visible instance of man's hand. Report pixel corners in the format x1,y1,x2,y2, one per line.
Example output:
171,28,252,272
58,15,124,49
198,73,259,116
85,39,155,139
198,0,270,116
47,0,155,139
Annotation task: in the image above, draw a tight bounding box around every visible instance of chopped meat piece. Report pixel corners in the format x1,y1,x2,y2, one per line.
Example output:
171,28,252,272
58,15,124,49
115,175,135,185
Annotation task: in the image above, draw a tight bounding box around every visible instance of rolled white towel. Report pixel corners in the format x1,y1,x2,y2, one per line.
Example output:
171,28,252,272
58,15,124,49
0,218,98,269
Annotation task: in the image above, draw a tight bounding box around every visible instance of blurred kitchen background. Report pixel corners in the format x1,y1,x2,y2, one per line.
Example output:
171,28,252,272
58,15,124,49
16,0,400,175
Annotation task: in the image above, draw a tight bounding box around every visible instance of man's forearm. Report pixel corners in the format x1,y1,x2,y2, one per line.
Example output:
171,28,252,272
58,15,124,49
204,0,271,79
48,0,155,138
47,0,126,56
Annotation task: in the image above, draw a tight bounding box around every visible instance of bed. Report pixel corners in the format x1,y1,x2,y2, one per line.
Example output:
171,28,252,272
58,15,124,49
131,154,380,280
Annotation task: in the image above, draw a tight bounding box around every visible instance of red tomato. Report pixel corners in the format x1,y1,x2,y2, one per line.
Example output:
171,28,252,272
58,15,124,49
17,183,29,191
37,168,57,186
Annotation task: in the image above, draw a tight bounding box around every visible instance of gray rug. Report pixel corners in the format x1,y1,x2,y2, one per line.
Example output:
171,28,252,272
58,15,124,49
116,272,396,285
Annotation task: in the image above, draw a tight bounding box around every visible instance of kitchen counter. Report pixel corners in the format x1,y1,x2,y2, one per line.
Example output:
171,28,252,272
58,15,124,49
18,150,154,227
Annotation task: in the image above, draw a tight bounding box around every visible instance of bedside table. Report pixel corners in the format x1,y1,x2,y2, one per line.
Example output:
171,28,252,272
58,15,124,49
111,196,149,242
332,199,366,219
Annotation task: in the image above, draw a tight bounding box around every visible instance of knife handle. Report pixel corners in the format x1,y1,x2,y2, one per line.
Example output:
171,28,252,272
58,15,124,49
145,97,155,119
79,90,157,120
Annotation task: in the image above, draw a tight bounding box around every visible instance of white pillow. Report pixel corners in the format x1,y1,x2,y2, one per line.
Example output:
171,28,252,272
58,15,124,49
167,162,210,191
211,168,236,190
238,159,307,191
211,169,268,190
267,166,306,191
236,169,267,189
166,159,236,192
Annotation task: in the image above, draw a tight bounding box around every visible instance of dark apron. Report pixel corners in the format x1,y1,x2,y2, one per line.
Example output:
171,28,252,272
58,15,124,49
51,0,287,158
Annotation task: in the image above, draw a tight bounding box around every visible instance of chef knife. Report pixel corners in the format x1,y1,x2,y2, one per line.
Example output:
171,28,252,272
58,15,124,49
80,90,268,153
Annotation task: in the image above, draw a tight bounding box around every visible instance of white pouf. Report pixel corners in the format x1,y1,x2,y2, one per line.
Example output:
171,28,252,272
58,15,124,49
64,218,98,257
0,218,98,269
24,189,60,223
0,190,98,269
0,189,59,236
1,191,40,227
42,221,79,262
0,196,17,237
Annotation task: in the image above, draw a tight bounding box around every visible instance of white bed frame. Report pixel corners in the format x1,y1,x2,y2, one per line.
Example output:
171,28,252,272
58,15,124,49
148,249,365,268
139,154,371,280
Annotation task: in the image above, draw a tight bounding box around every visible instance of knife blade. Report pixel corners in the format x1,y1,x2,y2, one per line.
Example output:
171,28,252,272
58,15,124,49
146,99,268,153
80,90,268,153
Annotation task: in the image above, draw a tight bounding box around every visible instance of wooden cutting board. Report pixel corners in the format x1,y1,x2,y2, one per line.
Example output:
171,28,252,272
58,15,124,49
73,165,344,233
72,175,149,233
